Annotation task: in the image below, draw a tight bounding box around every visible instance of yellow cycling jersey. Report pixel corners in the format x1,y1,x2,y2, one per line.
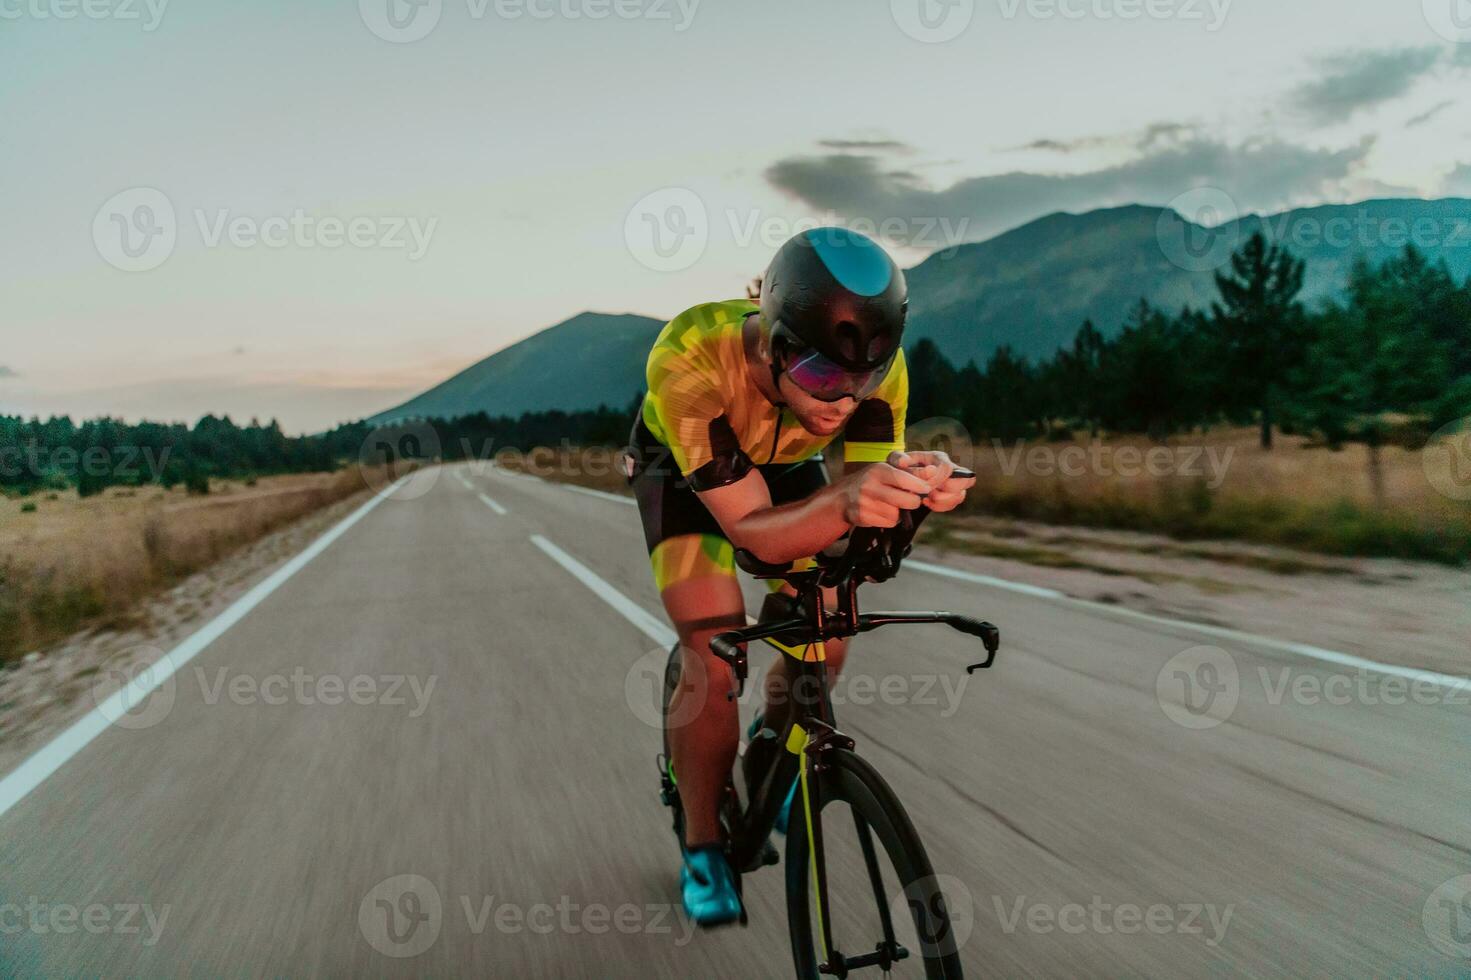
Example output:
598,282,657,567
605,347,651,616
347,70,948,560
639,299,908,490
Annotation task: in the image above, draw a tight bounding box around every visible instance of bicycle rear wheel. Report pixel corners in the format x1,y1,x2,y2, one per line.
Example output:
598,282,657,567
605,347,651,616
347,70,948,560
785,749,963,979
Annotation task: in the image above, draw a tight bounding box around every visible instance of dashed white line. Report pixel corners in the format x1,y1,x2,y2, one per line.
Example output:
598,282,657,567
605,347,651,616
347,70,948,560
478,493,508,516
0,477,410,821
529,535,675,647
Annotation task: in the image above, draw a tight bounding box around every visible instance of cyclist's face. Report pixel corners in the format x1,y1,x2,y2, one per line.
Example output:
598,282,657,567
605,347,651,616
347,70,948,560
778,373,857,436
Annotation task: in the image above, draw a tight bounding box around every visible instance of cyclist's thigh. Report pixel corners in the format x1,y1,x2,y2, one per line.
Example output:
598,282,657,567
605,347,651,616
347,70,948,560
631,456,745,642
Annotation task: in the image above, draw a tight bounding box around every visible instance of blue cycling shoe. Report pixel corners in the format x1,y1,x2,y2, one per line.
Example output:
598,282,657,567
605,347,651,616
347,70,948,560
680,845,742,927
748,714,799,836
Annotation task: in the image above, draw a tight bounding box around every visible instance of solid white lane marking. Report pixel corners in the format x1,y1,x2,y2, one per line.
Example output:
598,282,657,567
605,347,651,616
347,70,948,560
906,559,1064,600
529,535,675,647
909,556,1468,692
478,493,508,516
522,473,1466,693
560,483,635,507
0,477,411,821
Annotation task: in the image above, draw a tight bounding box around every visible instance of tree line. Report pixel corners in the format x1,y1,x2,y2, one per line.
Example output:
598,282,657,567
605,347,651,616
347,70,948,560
0,402,639,497
906,233,1471,453
7,233,1468,499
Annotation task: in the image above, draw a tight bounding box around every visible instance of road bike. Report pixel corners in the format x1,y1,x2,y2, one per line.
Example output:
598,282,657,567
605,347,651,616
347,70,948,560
656,489,1000,978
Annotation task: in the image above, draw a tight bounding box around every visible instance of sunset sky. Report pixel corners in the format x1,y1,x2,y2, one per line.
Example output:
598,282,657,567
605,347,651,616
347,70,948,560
4,0,1470,431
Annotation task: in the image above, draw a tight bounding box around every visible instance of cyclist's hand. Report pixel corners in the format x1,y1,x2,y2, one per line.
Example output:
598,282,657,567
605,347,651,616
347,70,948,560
838,461,932,528
892,450,975,513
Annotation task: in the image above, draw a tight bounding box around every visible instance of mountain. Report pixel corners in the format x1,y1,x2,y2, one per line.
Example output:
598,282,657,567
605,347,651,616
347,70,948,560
368,311,663,423
904,198,1471,363
370,199,1471,422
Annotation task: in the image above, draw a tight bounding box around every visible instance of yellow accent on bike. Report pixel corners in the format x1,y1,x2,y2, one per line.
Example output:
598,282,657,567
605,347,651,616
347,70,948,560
799,741,827,954
786,725,809,755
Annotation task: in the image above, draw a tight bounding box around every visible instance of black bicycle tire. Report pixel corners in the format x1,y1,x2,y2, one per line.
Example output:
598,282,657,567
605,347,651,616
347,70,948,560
785,749,963,979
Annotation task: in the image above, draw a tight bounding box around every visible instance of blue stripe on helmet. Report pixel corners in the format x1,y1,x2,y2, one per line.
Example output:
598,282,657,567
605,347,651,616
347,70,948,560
804,227,892,297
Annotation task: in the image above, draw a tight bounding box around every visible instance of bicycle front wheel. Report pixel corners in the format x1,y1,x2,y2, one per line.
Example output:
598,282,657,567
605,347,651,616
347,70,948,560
785,749,964,979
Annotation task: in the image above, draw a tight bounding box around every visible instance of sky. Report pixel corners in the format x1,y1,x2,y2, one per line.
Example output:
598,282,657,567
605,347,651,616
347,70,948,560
3,0,1470,432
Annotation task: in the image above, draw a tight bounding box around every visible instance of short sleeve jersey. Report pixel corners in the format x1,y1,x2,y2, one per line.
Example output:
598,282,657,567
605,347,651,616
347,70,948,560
640,300,908,491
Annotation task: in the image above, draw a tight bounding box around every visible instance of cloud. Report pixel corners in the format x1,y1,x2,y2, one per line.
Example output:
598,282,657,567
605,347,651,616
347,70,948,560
817,139,911,152
1007,122,1192,155
1443,163,1471,197
764,137,1374,244
1406,100,1454,127
0,365,17,379
1289,47,1444,125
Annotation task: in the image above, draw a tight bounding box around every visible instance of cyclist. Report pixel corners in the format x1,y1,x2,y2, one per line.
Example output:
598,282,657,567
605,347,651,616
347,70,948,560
625,227,976,926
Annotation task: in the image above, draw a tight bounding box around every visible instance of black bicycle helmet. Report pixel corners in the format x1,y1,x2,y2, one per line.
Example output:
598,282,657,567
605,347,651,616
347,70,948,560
759,227,908,373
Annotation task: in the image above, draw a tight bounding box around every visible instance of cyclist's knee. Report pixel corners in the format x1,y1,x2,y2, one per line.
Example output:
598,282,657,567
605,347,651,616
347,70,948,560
675,624,745,700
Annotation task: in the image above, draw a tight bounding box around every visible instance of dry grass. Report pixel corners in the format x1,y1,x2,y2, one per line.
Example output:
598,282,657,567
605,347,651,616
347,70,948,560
506,427,1471,564
491,447,632,496
953,427,1471,563
0,467,395,664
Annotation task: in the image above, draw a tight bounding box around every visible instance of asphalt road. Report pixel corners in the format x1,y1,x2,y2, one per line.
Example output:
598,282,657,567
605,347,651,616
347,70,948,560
2,463,1468,977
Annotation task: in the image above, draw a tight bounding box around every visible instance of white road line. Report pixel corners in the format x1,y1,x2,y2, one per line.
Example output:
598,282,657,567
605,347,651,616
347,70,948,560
529,535,675,647
909,556,1469,692
0,477,410,821
477,493,508,516
906,559,1064,600
456,472,473,489
560,483,635,507
525,473,1468,693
